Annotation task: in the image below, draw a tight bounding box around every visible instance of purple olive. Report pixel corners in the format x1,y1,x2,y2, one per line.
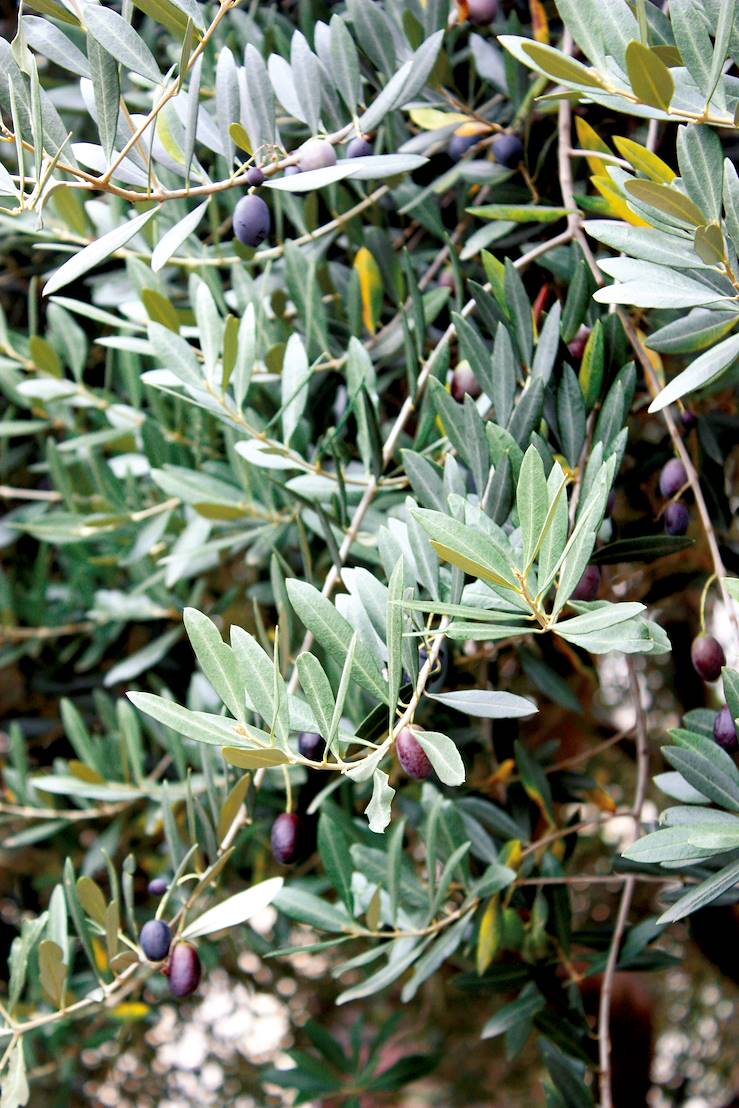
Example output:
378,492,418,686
298,731,324,759
606,490,616,516
491,133,523,169
271,812,300,865
346,137,373,158
297,139,337,172
467,0,498,23
168,942,202,998
448,131,482,162
233,194,271,248
451,364,481,402
567,326,591,363
247,166,265,187
571,565,601,602
284,165,301,176
691,635,726,682
439,269,456,290
681,409,697,431
659,458,688,498
713,706,738,753
140,919,172,962
147,876,169,897
396,728,433,780
664,501,690,535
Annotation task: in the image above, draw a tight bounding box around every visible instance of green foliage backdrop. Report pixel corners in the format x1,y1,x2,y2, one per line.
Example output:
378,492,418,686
0,0,737,1103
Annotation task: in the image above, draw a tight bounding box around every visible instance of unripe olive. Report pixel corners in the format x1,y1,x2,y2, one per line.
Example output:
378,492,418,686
664,501,690,535
571,564,601,602
691,635,726,682
147,875,169,897
271,812,300,865
491,133,523,169
451,363,481,402
246,165,265,187
346,136,373,158
233,194,271,248
298,139,337,172
298,731,324,760
396,728,433,780
659,458,687,498
140,919,172,962
467,0,498,24
713,706,738,753
168,942,202,998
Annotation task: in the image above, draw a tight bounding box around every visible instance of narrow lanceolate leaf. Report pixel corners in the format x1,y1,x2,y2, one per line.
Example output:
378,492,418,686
151,199,209,271
516,445,548,571
330,14,360,113
386,559,405,734
516,39,605,88
427,690,537,719
281,333,310,447
354,246,383,334
215,45,239,166
286,579,388,703
43,207,159,296
625,41,674,110
242,44,275,152
84,4,162,83
318,812,353,908
182,877,283,939
648,332,739,412
657,857,739,924
183,608,246,722
412,509,518,590
230,625,290,747
296,653,334,747
87,33,119,163
623,179,706,227
39,940,66,1008
413,730,465,786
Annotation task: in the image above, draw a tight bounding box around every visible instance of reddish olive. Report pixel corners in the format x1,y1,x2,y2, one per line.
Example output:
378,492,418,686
713,706,738,753
571,565,601,602
451,364,481,402
691,635,726,682
168,942,202,998
567,326,591,363
467,0,498,24
271,812,300,865
396,728,433,780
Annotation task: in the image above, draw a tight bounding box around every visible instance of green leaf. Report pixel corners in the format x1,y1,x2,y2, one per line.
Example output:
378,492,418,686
230,625,290,747
658,857,739,923
623,179,706,227
184,608,246,723
84,3,161,82
87,33,119,163
625,41,674,110
414,730,465,786
412,508,518,590
44,207,159,297
318,811,354,909
39,939,66,1007
468,205,570,223
366,769,395,833
516,40,605,88
222,747,291,770
648,331,739,412
182,878,284,939
517,445,548,571
151,199,209,272
272,887,351,933
664,746,739,811
482,986,545,1039
590,534,695,564
296,654,334,750
427,690,537,719
286,580,388,703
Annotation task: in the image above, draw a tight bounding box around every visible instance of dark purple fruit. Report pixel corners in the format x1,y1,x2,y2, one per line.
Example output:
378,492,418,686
246,166,265,187
567,326,591,363
691,635,726,682
346,136,373,158
491,133,523,169
659,458,687,498
713,706,738,753
298,139,337,172
571,564,601,602
298,731,324,759
467,0,498,23
606,490,616,516
664,501,690,535
140,919,172,962
147,876,169,896
448,131,482,161
271,812,300,865
168,942,202,997
284,165,301,176
681,409,697,430
396,728,433,780
451,363,481,402
233,194,271,247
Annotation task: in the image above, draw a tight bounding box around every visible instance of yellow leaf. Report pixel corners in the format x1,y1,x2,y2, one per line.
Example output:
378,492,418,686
613,136,676,184
112,1002,151,1021
489,758,516,786
155,101,185,165
530,0,549,43
354,246,383,335
574,117,611,178
587,786,617,813
409,108,469,130
636,327,663,376
477,895,501,974
591,175,649,227
92,936,109,973
499,839,522,870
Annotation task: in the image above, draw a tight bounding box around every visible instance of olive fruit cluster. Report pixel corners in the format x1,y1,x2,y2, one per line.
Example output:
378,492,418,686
139,884,202,997
658,458,690,536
